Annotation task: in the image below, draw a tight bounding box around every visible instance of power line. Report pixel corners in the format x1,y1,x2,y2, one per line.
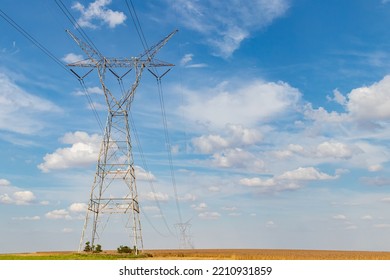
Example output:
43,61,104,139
124,0,183,225
0,8,71,76
0,5,105,135
54,0,102,56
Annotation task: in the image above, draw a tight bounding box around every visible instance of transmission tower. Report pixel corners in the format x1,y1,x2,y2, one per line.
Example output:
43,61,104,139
66,29,178,254
175,220,193,249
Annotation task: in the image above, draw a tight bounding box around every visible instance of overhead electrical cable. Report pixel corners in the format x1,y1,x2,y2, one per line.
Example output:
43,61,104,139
0,8,71,75
54,0,102,56
0,6,105,134
124,0,184,225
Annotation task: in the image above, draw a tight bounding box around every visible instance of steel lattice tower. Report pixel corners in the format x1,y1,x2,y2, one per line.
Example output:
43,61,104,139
175,221,193,249
66,29,177,254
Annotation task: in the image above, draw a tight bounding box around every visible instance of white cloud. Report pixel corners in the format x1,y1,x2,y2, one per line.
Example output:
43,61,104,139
212,148,264,171
180,54,208,68
208,186,220,192
12,216,40,221
305,75,390,126
333,214,347,220
38,131,101,172
192,134,229,154
228,212,241,217
374,224,390,228
143,206,159,212
266,220,276,228
0,72,61,134
240,177,276,188
0,190,36,205
179,193,197,201
327,89,346,105
198,211,221,220
169,0,289,57
179,79,301,130
278,167,338,181
74,86,104,96
240,167,338,192
135,166,156,181
192,124,262,154
221,206,237,211
192,202,207,211
274,144,305,159
62,228,74,233
361,215,373,220
304,104,349,124
61,53,84,64
180,53,193,66
316,141,353,159
0,193,12,204
45,209,72,220
69,203,88,213
368,164,383,172
346,75,390,121
72,0,127,29
142,192,169,201
0,179,11,186
227,124,263,146
13,191,36,205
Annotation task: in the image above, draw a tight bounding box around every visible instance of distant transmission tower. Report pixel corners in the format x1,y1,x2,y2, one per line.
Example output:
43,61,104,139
175,220,193,249
66,29,177,254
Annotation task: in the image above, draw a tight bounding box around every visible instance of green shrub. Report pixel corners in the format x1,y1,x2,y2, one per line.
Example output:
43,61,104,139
117,245,133,254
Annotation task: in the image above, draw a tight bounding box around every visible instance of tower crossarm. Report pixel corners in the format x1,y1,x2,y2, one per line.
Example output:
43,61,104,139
138,29,178,64
65,29,102,66
67,58,174,68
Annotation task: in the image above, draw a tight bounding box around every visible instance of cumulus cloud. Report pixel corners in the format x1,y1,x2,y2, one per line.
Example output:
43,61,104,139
333,214,347,220
69,203,88,213
135,166,156,181
0,72,61,135
361,215,373,220
142,192,169,201
179,193,197,202
72,0,127,29
169,0,289,57
305,75,390,126
0,179,11,186
38,131,101,172
45,209,72,220
180,53,208,68
192,134,229,154
346,75,390,121
13,191,36,205
240,167,338,192
198,211,221,220
61,53,84,64
191,124,262,154
74,86,104,96
274,144,304,158
212,148,265,171
0,185,36,205
316,141,353,159
327,89,347,105
192,202,207,211
179,79,301,130
278,167,338,181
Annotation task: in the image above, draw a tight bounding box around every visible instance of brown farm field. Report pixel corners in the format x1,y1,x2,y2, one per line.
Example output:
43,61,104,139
2,249,390,260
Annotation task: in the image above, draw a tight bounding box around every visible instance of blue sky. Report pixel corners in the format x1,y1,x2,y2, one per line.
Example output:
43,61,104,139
2,0,390,253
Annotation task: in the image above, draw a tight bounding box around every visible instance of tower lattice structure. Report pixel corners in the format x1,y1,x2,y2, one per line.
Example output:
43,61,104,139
66,29,178,254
